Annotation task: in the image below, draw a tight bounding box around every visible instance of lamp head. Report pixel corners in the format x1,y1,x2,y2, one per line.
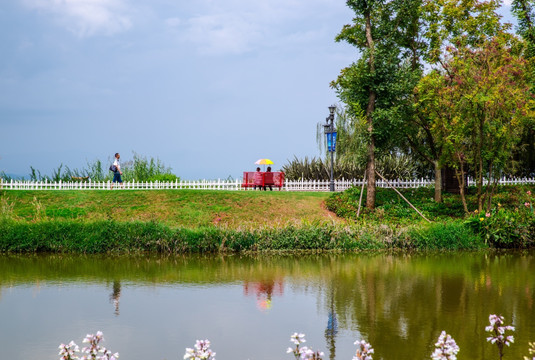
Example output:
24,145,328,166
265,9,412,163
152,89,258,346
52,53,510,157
328,105,336,115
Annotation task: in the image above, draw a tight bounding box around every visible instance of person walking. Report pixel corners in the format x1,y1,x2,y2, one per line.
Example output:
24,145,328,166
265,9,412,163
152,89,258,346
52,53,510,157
111,153,124,189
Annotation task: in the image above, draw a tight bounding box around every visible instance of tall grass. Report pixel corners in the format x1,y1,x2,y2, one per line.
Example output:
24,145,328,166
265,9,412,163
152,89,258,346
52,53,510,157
282,154,420,181
19,152,179,182
0,217,490,253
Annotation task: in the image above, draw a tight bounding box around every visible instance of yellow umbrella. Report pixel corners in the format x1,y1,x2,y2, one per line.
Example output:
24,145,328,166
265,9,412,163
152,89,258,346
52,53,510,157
255,159,274,165
254,158,274,171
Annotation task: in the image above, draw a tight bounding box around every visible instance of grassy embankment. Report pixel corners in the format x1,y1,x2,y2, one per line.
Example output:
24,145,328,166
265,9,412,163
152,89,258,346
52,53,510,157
1,186,534,253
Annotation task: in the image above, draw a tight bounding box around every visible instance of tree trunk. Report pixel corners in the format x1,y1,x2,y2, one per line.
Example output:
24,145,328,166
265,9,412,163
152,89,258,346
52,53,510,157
456,154,469,214
366,131,376,209
434,160,442,203
477,118,484,213
365,8,377,210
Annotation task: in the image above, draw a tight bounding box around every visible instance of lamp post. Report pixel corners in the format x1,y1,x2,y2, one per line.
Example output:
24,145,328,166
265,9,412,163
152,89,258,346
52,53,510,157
324,105,337,192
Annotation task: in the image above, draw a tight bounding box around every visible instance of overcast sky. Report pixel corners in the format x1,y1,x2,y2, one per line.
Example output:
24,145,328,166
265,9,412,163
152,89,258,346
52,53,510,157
0,0,515,180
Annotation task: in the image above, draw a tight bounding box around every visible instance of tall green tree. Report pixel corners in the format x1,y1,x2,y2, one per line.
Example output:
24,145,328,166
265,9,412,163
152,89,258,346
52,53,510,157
511,0,535,175
418,31,534,213
404,0,506,203
512,0,535,62
332,0,421,209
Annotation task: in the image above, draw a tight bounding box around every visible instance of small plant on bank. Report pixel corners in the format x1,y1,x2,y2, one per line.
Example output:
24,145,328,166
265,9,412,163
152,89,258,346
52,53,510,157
0,195,15,219
31,196,45,221
465,192,535,248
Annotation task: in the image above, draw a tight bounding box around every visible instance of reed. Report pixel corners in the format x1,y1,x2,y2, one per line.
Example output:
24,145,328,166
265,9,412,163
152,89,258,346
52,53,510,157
0,218,489,254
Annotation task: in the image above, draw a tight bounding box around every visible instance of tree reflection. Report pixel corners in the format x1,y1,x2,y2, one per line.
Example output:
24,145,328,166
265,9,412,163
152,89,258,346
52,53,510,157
319,252,535,360
0,252,533,359
109,280,121,316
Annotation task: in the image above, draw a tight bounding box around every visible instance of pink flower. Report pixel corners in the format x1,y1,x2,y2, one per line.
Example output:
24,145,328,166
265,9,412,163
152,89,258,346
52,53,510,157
486,212,491,217
527,191,532,196
525,202,531,207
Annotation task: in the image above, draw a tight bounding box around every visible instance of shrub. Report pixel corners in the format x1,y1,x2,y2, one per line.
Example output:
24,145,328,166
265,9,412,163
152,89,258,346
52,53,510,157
464,208,535,248
407,221,485,250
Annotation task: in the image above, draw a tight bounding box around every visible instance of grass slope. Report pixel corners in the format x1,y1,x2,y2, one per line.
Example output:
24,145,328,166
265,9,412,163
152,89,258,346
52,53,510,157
2,187,533,253
0,190,339,229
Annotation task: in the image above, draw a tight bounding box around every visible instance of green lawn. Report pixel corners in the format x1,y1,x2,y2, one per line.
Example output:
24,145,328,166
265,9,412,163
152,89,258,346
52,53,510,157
1,190,339,229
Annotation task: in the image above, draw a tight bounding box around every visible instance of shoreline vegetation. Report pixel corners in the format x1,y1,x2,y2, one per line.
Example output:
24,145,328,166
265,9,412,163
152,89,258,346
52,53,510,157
1,185,534,253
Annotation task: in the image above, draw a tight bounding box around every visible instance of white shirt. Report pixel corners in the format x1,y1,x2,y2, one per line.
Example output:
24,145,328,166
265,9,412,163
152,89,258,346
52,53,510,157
113,158,120,171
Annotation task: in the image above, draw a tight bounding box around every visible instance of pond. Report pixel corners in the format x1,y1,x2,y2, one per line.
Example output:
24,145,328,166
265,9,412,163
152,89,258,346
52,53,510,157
0,251,534,360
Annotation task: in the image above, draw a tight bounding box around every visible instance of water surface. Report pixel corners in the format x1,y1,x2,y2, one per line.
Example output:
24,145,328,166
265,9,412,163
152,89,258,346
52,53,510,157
0,252,534,360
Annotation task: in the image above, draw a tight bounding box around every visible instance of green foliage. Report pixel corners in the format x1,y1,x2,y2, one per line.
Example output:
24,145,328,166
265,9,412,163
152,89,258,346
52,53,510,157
25,152,179,182
0,189,333,228
465,207,535,248
123,152,179,182
423,0,506,63
282,154,420,181
0,218,490,253
408,221,486,250
327,184,535,248
332,0,425,208
0,171,13,182
406,221,484,250
0,196,15,220
416,30,534,211
326,186,462,223
281,156,331,181
512,0,535,61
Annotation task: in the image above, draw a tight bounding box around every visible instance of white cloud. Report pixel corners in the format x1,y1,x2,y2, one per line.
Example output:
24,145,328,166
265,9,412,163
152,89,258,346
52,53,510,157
502,0,513,5
180,13,261,55
165,17,181,28
22,0,133,37
168,0,340,55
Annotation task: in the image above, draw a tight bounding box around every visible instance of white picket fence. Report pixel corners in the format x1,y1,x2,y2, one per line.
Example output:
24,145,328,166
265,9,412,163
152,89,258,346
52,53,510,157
1,177,535,192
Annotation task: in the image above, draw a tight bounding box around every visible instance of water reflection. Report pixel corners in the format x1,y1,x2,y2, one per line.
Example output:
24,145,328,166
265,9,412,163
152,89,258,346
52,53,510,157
244,279,284,311
325,286,338,360
109,280,121,316
0,252,534,360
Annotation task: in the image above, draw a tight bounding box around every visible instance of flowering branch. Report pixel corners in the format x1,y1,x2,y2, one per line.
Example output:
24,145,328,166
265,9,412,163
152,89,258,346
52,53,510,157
58,332,118,360
524,341,535,360
184,339,216,360
431,331,460,360
287,333,324,360
485,314,515,360
353,339,374,360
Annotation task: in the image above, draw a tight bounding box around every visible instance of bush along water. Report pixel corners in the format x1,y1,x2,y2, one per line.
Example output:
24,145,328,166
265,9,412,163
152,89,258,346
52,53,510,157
0,217,493,253
60,314,533,360
0,219,391,253
464,191,535,248
326,186,535,249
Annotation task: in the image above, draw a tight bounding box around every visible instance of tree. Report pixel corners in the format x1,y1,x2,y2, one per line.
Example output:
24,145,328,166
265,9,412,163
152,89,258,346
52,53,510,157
418,32,534,213
332,0,421,209
511,0,535,176
402,0,507,203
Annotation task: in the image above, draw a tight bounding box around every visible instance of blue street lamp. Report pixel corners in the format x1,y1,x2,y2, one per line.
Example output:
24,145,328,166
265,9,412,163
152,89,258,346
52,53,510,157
324,105,337,191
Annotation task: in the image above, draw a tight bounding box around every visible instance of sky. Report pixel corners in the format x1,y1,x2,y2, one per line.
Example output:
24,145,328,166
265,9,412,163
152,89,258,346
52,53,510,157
0,0,515,180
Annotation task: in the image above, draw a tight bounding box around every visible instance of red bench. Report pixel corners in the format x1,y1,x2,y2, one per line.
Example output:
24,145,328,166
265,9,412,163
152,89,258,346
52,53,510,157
242,171,285,190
